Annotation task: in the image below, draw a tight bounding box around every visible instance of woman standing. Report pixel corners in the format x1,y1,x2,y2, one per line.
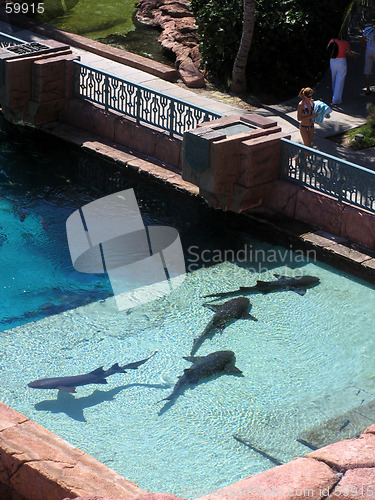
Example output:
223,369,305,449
329,37,356,104
297,87,317,147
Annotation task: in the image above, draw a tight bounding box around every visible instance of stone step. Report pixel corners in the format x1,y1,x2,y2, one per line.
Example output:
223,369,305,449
297,390,375,450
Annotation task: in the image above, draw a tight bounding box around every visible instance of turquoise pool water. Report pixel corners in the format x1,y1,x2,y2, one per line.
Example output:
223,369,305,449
0,126,375,498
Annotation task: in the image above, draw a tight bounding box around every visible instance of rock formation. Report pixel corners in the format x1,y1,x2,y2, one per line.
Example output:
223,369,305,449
136,0,205,88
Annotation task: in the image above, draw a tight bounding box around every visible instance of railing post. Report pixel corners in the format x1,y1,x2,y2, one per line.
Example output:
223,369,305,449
104,74,109,111
136,87,141,125
169,99,175,137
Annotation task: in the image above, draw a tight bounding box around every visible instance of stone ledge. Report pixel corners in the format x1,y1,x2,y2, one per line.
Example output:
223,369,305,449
306,431,375,471
197,457,339,500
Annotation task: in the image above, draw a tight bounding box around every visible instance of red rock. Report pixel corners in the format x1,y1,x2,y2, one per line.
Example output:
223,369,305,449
328,468,375,499
265,179,299,218
64,494,189,500
136,0,205,87
295,188,343,234
363,425,375,435
177,57,205,88
197,457,338,500
306,432,375,470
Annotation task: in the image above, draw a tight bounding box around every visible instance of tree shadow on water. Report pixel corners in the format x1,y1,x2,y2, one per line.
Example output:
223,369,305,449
34,383,166,422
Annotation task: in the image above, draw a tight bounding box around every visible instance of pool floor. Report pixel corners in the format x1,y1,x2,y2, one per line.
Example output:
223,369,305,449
1,259,375,498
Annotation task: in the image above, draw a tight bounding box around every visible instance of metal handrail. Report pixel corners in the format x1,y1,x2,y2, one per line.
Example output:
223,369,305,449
0,32,26,46
281,138,375,213
73,60,223,137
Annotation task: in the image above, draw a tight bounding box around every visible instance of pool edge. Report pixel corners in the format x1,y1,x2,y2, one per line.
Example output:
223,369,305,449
1,401,374,499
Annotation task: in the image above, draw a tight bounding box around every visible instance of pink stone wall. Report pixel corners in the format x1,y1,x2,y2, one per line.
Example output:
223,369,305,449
61,99,183,168
265,180,375,250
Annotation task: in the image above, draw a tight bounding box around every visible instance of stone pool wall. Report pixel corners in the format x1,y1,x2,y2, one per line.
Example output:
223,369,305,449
0,401,374,500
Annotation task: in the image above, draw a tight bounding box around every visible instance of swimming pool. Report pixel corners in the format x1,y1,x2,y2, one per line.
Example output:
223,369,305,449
0,124,374,498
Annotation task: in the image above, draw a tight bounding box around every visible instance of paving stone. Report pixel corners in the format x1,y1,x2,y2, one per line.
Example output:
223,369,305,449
329,243,372,263
300,232,343,248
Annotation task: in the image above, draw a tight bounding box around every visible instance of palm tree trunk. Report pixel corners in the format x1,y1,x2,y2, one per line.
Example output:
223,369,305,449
231,0,256,93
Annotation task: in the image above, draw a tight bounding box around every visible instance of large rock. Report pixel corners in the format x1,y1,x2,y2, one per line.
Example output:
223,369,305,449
136,0,205,87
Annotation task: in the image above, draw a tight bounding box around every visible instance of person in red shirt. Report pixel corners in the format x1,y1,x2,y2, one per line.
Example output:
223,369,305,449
329,37,356,105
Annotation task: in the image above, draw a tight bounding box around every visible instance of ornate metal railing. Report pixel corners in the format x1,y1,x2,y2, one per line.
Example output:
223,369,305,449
0,32,25,48
281,138,375,213
73,61,223,137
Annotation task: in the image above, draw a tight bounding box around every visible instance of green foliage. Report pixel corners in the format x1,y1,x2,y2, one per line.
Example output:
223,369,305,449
191,0,350,98
347,103,375,149
190,0,243,86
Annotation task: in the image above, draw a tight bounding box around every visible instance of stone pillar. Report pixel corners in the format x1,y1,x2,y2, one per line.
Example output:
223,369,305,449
0,39,77,126
182,113,290,212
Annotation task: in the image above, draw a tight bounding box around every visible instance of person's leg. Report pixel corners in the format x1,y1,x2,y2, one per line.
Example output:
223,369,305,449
364,50,373,93
365,74,372,93
332,58,347,104
330,59,338,102
299,126,314,147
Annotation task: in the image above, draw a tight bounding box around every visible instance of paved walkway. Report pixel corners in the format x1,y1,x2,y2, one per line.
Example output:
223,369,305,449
3,22,375,171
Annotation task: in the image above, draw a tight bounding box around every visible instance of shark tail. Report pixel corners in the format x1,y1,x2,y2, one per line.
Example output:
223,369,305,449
191,335,205,355
156,392,178,404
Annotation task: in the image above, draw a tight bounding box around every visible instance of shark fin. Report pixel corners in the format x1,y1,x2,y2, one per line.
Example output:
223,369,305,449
224,364,243,375
203,303,222,312
242,312,258,321
183,356,202,362
110,363,127,373
292,287,306,296
58,386,76,393
89,367,105,376
96,379,108,384
274,274,287,280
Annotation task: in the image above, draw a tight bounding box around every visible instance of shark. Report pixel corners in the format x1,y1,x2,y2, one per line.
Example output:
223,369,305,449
28,351,158,393
191,297,257,355
157,350,243,404
204,274,320,299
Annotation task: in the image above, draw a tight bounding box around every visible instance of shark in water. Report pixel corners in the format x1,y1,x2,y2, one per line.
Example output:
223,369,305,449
204,274,320,299
157,350,243,404
28,351,158,393
191,297,257,355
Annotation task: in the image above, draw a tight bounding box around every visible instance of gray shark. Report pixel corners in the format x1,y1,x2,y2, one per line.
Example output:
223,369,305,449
204,274,320,299
28,351,158,393
191,297,257,355
157,350,243,403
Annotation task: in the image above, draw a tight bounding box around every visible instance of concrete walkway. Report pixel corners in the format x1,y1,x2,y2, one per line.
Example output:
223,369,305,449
2,22,375,171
